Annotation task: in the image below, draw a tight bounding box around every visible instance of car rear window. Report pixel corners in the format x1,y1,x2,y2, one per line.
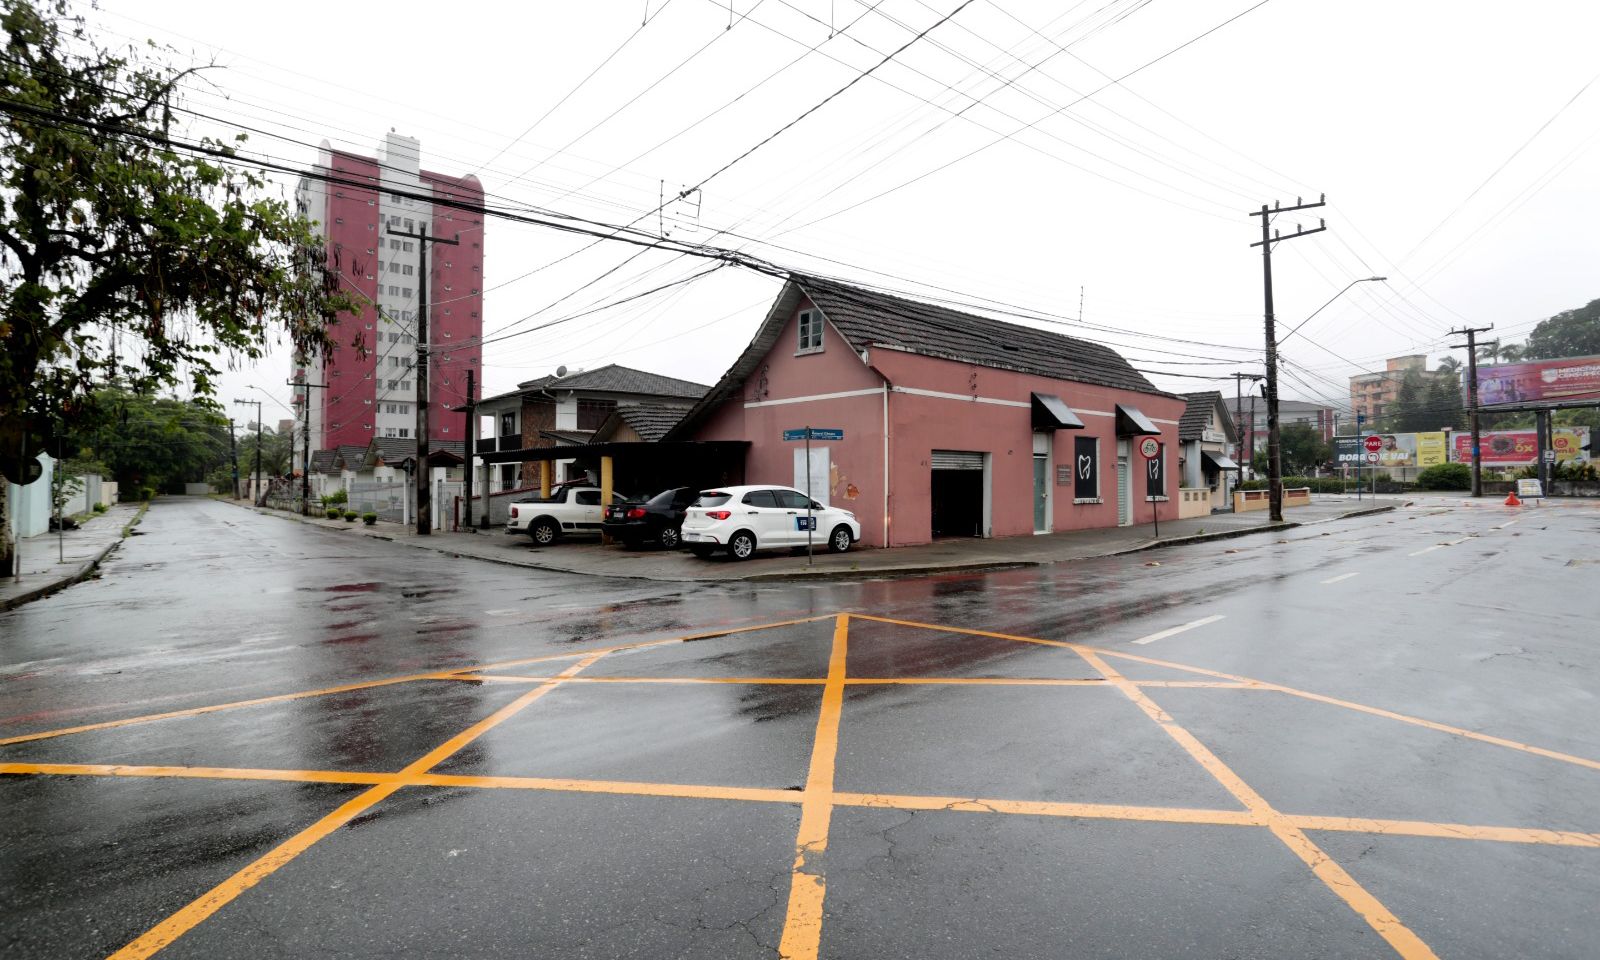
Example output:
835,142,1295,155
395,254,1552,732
694,492,731,507
742,490,780,508
647,489,678,506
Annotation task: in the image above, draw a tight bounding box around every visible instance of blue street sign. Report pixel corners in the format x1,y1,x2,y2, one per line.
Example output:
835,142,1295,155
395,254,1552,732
1356,414,1366,426
783,428,844,441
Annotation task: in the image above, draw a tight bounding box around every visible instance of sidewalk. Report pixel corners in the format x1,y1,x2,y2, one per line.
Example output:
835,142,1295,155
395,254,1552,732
235,495,1405,583
0,502,147,611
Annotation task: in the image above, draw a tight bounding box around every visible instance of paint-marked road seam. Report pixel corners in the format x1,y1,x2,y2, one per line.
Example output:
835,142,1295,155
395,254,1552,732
7,762,1596,849
1408,544,1445,557
1132,614,1225,645
1071,647,1440,960
106,652,608,960
1320,572,1361,584
777,614,849,960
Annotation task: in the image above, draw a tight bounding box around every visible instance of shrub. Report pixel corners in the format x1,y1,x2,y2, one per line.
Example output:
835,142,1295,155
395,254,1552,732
138,487,155,501
1416,462,1472,490
1236,476,1351,494
343,510,359,522
362,512,378,525
326,508,342,519
92,502,107,513
323,489,349,506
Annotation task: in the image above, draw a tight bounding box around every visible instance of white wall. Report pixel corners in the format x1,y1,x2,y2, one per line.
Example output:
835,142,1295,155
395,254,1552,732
6,453,54,539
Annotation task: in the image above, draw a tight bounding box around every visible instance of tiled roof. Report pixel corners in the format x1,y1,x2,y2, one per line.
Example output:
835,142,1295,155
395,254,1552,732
310,449,338,474
614,403,691,442
518,363,708,399
1179,392,1223,441
333,445,367,470
797,276,1162,396
539,430,593,446
370,438,466,465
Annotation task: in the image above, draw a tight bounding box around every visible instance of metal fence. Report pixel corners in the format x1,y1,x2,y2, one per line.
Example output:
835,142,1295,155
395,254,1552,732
347,480,410,524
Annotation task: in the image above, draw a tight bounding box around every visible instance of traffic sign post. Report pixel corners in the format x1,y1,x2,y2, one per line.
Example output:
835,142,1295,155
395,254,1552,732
782,427,843,565
1139,437,1162,538
1363,435,1383,453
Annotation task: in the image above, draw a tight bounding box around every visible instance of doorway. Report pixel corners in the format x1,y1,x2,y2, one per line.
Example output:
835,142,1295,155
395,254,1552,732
1116,439,1132,526
931,450,985,538
1032,432,1051,534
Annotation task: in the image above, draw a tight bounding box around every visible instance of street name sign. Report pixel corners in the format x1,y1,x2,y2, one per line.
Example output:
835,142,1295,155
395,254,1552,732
783,428,844,441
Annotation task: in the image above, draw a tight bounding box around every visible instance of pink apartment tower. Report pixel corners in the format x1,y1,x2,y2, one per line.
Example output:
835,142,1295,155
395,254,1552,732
293,132,485,451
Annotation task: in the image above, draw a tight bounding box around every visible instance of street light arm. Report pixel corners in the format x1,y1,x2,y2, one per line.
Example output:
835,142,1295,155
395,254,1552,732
1277,276,1386,346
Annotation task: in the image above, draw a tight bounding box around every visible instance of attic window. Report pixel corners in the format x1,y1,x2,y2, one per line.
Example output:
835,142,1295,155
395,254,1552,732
797,310,823,354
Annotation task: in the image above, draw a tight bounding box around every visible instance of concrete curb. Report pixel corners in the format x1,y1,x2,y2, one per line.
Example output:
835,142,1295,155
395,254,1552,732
0,502,150,612
230,499,1401,584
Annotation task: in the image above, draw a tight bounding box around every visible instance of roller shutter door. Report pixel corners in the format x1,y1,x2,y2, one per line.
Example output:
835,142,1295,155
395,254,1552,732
931,450,984,471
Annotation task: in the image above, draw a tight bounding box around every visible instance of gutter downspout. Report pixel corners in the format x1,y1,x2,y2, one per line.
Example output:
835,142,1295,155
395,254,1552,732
882,380,890,548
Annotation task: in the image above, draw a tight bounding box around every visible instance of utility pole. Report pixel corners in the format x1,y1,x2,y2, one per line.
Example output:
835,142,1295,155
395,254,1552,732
386,223,459,535
1228,373,1264,499
228,418,239,500
233,399,263,504
463,368,476,532
1448,324,1494,497
289,376,328,515
1250,196,1327,522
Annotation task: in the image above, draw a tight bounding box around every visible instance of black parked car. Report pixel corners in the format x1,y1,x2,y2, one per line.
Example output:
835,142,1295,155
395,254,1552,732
601,486,698,549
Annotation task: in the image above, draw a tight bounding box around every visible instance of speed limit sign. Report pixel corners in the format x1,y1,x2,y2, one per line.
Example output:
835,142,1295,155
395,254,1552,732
1139,437,1161,459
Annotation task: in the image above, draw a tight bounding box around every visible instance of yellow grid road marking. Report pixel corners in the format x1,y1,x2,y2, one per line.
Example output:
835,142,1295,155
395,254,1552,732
107,652,607,960
1,615,834,747
7,762,1597,850
778,614,849,960
1073,647,1440,960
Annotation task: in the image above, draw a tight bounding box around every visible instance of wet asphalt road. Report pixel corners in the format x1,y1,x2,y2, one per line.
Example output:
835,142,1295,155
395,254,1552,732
3,496,1600,959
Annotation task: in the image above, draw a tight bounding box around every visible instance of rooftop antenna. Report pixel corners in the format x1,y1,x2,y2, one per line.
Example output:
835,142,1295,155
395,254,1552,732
555,365,568,378
1078,285,1085,324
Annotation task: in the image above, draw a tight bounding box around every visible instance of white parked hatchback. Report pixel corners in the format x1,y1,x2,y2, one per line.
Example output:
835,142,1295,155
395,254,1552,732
681,485,861,560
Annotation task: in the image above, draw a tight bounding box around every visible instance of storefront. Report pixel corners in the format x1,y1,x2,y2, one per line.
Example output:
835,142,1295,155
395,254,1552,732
668,277,1185,548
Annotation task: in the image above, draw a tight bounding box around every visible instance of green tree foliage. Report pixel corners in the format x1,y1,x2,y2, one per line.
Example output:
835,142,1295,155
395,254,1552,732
1423,373,1465,431
1386,369,1426,432
61,388,230,490
1251,423,1331,475
0,0,355,484
1519,299,1600,361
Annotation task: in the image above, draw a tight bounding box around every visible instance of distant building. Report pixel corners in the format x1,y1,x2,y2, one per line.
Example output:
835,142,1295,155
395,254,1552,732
291,132,485,457
1229,398,1337,460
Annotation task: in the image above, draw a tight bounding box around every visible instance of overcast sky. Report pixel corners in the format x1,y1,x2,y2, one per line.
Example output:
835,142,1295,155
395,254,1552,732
89,0,1600,426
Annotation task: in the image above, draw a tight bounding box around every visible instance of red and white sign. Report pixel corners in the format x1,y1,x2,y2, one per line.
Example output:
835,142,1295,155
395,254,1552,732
1138,437,1161,459
1363,435,1383,453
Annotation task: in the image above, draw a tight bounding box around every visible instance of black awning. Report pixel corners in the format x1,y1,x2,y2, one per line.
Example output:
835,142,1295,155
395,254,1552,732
1115,403,1161,436
1203,451,1240,471
1031,393,1085,431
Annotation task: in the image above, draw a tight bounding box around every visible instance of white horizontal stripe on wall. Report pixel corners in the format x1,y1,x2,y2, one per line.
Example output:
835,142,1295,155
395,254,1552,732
744,388,884,409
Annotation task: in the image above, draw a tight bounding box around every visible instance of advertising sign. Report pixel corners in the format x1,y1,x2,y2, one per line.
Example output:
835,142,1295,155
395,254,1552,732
1476,355,1600,406
1072,436,1098,500
1416,432,1448,467
1145,446,1165,500
1334,436,1367,465
1449,428,1591,465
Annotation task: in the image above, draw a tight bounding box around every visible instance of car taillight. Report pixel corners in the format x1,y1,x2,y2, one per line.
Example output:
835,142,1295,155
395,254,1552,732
706,510,731,520
626,508,646,519
510,507,519,519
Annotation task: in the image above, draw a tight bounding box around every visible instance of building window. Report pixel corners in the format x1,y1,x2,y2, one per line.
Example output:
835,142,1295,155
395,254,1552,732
501,412,515,437
797,309,823,353
403,241,414,253
402,288,413,299
398,428,409,438
402,264,414,276
404,218,414,231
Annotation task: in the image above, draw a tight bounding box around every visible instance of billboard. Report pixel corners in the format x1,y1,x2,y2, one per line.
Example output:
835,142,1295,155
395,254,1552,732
1334,432,1448,468
1448,428,1591,465
1476,355,1600,406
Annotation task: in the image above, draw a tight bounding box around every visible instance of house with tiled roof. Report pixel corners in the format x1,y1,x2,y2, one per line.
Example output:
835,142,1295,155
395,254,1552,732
668,276,1187,547
1177,391,1240,515
473,364,710,492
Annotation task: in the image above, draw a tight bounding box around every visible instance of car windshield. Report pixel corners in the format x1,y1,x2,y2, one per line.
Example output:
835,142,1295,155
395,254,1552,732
694,492,731,507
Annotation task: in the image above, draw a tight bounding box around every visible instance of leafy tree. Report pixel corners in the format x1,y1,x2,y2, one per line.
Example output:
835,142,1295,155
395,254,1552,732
0,0,356,574
1423,373,1464,431
60,388,230,491
1252,423,1331,475
1519,299,1600,361
1386,369,1426,432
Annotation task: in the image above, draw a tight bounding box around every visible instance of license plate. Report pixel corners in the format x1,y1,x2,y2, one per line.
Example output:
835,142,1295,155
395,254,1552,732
683,532,704,542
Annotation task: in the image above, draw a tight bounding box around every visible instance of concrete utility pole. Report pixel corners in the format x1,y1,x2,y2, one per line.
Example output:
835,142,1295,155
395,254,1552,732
228,418,239,500
1250,196,1327,522
385,223,460,535
289,377,328,515
1228,373,1264,497
463,368,477,532
232,398,263,504
1448,324,1494,497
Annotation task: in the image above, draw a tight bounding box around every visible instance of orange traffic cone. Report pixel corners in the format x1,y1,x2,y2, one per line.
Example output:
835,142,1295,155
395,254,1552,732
1504,491,1522,506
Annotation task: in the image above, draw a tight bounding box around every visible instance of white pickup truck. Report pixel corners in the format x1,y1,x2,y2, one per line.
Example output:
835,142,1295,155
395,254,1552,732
505,485,632,546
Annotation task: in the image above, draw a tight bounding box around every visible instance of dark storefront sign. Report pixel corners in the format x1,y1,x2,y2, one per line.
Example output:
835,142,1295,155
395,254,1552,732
1073,436,1098,500
1146,448,1165,499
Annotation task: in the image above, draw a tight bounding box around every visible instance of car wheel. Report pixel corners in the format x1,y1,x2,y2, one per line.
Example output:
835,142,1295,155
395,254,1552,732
530,520,558,546
690,545,716,559
657,525,682,550
728,530,757,561
827,525,853,554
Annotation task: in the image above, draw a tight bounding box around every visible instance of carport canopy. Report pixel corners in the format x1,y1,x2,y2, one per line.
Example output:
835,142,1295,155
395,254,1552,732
1115,403,1161,436
1031,393,1085,430
1203,451,1241,471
